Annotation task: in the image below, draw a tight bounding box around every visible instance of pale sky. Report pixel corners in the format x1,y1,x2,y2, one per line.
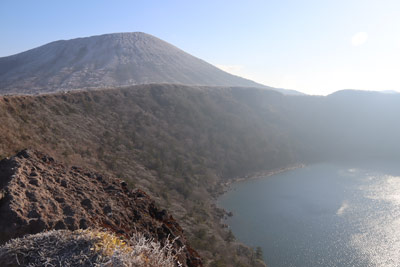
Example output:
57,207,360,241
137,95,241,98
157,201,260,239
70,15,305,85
1,0,399,95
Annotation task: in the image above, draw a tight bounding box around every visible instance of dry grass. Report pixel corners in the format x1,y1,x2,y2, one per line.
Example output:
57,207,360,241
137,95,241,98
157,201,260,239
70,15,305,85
0,229,183,267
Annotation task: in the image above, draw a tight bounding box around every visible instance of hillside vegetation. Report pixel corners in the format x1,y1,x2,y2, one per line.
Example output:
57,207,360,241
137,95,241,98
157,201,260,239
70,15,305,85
0,84,294,266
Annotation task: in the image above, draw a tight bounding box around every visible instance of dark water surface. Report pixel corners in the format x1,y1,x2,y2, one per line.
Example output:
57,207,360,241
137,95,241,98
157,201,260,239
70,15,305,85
218,162,400,267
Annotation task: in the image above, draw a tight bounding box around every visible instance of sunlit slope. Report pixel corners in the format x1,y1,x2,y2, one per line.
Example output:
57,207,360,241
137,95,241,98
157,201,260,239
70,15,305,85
0,32,266,94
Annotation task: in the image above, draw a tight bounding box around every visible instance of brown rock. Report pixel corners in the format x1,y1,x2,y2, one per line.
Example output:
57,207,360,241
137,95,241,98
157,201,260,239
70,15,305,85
80,198,92,210
0,149,202,266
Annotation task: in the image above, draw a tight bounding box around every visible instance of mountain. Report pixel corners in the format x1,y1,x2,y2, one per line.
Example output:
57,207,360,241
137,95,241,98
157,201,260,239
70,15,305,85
283,90,400,162
381,90,400,94
0,32,269,94
3,32,400,266
331,89,400,95
270,87,305,95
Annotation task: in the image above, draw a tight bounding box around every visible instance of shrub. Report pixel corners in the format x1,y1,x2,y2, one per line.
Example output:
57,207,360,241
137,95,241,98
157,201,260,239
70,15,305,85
0,229,183,267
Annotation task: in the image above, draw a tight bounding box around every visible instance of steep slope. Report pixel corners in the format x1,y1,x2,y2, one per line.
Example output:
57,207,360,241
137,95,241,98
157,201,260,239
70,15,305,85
0,149,201,266
0,84,292,266
0,32,266,94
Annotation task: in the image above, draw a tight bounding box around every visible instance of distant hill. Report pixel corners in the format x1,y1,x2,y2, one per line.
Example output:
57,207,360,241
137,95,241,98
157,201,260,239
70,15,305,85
284,89,400,162
0,32,272,94
272,87,304,95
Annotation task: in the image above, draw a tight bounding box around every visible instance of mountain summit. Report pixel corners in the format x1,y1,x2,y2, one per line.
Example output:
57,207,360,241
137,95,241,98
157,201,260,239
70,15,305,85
0,32,265,94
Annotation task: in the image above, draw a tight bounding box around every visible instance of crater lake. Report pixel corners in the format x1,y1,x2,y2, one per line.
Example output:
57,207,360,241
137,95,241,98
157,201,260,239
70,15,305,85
219,162,400,267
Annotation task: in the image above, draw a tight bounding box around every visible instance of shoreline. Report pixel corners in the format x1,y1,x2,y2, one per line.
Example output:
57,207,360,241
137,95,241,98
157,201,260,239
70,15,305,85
219,163,305,194
210,163,306,266
212,163,305,219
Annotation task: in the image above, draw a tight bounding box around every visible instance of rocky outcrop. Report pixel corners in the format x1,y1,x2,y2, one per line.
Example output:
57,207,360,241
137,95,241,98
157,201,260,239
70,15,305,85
0,149,201,266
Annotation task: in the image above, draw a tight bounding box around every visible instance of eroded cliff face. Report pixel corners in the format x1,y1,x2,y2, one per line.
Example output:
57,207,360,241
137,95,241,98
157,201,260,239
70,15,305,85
0,149,201,266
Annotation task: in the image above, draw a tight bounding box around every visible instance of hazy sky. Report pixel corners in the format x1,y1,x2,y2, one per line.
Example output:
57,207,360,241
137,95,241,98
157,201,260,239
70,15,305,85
1,0,399,95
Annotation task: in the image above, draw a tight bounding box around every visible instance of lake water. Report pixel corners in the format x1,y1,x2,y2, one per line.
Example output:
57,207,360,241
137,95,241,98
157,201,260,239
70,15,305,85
218,162,400,267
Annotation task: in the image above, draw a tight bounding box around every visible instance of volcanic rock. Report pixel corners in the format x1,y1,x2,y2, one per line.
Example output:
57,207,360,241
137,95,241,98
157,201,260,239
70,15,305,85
0,149,202,266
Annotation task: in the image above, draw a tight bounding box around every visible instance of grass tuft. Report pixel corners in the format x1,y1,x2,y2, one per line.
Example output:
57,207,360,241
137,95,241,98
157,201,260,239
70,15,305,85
0,229,183,267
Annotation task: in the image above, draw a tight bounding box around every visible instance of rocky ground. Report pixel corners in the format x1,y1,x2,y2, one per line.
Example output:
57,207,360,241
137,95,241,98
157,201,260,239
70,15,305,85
0,149,201,266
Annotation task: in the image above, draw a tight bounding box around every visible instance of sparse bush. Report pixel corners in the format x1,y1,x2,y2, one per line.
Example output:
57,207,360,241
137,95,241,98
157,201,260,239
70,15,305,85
225,229,235,243
255,246,263,260
0,229,184,267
